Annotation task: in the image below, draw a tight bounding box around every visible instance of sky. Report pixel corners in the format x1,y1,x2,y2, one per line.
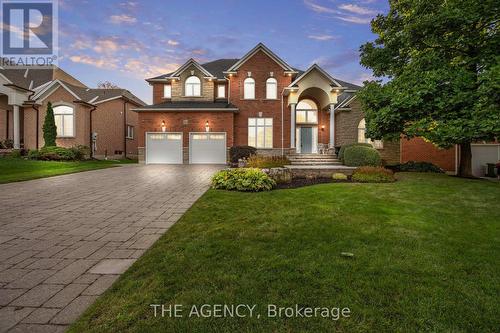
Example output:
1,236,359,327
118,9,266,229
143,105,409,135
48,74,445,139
57,0,389,104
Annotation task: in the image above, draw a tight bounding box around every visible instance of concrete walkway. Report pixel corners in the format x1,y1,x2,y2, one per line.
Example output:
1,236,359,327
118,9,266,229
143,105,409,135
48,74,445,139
0,165,219,332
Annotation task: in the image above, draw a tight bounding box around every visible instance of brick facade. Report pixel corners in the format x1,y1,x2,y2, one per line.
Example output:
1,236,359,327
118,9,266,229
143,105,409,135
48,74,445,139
401,137,456,172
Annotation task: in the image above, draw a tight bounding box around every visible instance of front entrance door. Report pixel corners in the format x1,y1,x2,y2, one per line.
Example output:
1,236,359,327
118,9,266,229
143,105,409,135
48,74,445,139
300,127,313,154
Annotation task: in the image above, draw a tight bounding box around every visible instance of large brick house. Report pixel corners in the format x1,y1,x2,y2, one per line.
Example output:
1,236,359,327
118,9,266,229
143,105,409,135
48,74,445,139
0,66,145,159
134,43,400,165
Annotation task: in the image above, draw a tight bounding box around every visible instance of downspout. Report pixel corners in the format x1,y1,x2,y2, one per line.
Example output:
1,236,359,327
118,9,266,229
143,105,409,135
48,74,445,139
89,105,97,158
123,100,127,159
281,87,285,157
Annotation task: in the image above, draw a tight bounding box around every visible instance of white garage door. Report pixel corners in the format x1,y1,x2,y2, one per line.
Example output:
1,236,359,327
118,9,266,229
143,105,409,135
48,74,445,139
189,132,227,164
146,132,183,164
471,144,500,177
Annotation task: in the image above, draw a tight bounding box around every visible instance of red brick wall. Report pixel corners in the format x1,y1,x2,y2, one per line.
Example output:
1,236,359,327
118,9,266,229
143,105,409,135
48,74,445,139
228,50,293,148
401,137,456,172
137,111,234,148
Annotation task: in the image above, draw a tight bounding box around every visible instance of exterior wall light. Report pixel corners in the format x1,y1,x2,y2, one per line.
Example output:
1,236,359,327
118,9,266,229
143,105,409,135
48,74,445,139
161,121,166,132
321,125,325,131
205,121,210,132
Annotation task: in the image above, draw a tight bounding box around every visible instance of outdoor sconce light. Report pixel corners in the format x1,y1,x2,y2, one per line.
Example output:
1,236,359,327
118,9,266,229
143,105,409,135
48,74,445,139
161,121,166,132
321,125,325,131
205,121,210,132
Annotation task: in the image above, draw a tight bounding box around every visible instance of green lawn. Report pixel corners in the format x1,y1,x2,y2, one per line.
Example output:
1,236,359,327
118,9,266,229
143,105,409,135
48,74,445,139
70,173,500,332
0,158,136,184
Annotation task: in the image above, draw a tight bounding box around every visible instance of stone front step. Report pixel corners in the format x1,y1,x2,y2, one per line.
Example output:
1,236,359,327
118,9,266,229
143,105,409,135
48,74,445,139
288,154,340,166
290,160,342,165
288,154,337,159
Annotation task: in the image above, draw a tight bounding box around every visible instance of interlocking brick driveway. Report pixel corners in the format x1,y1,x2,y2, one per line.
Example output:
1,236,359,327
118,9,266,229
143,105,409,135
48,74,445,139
0,165,219,332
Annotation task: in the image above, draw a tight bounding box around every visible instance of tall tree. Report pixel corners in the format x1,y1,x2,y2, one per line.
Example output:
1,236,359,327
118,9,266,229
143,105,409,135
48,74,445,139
42,102,57,147
359,0,500,177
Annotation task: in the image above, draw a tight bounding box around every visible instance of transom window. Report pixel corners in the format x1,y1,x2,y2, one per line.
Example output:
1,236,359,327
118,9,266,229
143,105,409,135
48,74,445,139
53,105,74,137
244,78,255,99
296,99,318,123
266,78,277,99
248,118,273,148
358,118,383,149
185,76,201,96
163,84,171,98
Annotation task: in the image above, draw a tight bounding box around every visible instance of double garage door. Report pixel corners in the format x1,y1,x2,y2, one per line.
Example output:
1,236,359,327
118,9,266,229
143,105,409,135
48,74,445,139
146,132,226,165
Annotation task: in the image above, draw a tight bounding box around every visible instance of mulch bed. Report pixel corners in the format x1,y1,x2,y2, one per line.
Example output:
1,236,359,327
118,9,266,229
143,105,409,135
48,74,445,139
276,178,352,189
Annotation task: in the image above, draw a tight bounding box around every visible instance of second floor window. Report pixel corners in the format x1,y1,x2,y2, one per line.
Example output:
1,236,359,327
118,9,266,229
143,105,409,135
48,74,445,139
185,76,201,96
244,78,255,99
53,105,74,137
163,84,171,98
266,78,277,99
217,84,225,98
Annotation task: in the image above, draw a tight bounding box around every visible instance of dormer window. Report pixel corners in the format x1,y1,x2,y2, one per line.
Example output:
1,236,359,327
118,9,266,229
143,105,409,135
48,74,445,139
185,76,201,96
244,77,255,99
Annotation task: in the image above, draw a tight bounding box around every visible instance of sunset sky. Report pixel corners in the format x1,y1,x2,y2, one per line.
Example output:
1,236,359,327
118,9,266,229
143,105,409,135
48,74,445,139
58,0,389,103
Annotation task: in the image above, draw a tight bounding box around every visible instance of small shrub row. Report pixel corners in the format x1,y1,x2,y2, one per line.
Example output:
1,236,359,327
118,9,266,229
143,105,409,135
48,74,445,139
387,161,444,173
247,155,290,168
338,142,372,162
229,145,257,164
211,168,276,192
28,145,90,161
343,145,381,167
352,167,395,183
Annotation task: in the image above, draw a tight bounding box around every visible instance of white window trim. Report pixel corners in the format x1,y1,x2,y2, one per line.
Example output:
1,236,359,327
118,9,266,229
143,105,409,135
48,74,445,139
248,117,273,148
163,84,172,99
53,105,75,138
217,84,225,98
126,125,134,139
266,78,278,100
185,76,201,97
243,78,255,100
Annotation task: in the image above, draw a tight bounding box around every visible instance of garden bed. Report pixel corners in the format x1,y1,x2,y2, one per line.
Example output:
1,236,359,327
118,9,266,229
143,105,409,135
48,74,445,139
276,177,350,189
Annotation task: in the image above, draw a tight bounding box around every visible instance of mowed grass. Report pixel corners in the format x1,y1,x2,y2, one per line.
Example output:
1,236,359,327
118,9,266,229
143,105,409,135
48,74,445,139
0,157,137,184
70,173,500,332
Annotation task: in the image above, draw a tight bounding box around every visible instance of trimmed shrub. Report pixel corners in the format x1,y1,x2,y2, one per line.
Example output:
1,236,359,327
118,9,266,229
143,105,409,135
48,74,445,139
70,145,90,160
247,155,290,168
27,150,40,160
9,150,22,158
211,168,276,192
352,167,395,183
387,161,444,173
332,173,348,180
343,146,381,167
229,146,257,164
338,142,372,162
39,147,77,161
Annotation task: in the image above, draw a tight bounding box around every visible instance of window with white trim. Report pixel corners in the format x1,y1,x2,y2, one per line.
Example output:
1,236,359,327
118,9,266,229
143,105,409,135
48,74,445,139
296,99,318,123
217,84,225,98
163,84,171,98
244,78,255,99
53,105,74,137
185,76,201,96
266,78,277,99
248,118,273,148
126,125,134,139
358,118,383,149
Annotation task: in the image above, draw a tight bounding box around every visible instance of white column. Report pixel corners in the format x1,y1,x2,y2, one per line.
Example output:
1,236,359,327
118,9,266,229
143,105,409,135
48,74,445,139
329,104,335,148
13,105,20,149
290,103,296,148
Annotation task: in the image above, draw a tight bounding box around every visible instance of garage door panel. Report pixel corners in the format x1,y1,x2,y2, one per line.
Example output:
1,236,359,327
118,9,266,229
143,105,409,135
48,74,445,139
146,132,183,164
190,132,226,164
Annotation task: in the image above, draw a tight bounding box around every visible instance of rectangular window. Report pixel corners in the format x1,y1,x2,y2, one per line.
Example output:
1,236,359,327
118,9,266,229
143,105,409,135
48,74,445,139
296,110,318,124
126,125,134,139
248,117,273,148
217,84,225,98
163,84,171,98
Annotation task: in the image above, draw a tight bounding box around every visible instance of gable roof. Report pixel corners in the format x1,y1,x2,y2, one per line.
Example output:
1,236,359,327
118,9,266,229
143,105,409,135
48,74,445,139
288,64,345,88
170,58,215,78
147,59,239,82
225,43,296,73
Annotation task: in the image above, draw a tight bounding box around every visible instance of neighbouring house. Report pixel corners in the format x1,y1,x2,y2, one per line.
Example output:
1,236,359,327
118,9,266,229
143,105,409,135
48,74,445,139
0,65,145,159
134,43,400,165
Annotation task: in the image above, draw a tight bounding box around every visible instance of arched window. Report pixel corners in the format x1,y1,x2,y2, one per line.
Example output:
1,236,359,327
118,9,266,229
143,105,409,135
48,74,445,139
244,78,255,99
358,118,383,149
296,99,318,123
266,78,277,99
185,76,201,96
53,105,74,137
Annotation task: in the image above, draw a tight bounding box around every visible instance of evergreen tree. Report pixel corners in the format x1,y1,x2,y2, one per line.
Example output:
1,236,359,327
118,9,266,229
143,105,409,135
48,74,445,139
43,102,57,147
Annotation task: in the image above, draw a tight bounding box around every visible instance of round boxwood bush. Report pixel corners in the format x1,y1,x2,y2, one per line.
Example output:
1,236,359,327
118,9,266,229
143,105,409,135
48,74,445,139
343,145,381,167
211,168,276,192
338,142,372,162
229,145,257,164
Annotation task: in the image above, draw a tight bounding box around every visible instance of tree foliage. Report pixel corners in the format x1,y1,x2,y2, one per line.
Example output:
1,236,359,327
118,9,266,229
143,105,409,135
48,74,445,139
358,0,500,176
97,81,120,89
42,102,57,147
